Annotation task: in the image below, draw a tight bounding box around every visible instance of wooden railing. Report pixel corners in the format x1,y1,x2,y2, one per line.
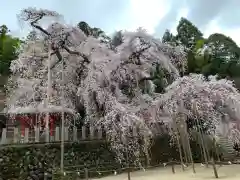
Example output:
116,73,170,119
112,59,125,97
0,126,106,145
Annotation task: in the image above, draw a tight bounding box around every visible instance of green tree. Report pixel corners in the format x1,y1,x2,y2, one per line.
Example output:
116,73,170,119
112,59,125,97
77,21,111,44
0,25,21,75
190,39,212,75
195,33,240,79
175,17,203,51
111,30,123,48
161,18,204,75
206,33,240,78
207,33,240,60
162,18,240,79
162,29,176,45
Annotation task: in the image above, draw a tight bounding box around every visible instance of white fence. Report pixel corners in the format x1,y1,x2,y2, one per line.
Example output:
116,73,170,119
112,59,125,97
0,126,106,145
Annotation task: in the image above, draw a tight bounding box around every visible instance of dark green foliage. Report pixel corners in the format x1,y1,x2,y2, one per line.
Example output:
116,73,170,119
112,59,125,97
0,25,21,76
0,136,210,179
77,21,92,36
111,30,123,48
162,17,240,85
152,65,173,94
150,134,179,164
0,142,119,180
77,21,111,44
176,17,203,51
162,29,176,45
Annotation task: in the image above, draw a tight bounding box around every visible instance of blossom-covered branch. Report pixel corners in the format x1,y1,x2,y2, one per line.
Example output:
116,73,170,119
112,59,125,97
19,7,90,71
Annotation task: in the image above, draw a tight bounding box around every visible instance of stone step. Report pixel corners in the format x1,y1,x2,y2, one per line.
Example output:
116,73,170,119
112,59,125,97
218,136,235,159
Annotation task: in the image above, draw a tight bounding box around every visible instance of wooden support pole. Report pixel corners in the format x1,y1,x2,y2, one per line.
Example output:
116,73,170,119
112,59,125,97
125,134,131,180
212,157,218,178
193,102,209,167
126,149,131,180
170,159,175,174
84,168,89,180
212,138,219,178
127,168,131,180
174,127,185,171
60,112,64,174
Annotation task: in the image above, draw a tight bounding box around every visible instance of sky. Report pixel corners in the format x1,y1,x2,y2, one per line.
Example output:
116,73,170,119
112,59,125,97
1,0,240,45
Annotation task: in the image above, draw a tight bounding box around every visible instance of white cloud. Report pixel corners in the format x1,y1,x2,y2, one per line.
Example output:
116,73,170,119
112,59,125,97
5,0,240,46
170,7,189,35
162,6,240,46
114,0,170,34
204,19,240,45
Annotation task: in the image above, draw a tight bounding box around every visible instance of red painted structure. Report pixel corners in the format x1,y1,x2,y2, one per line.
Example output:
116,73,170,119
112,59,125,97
14,114,60,137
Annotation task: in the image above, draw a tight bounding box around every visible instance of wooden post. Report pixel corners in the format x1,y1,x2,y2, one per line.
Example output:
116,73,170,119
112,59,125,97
55,127,60,141
64,127,68,141
174,128,184,171
187,139,196,173
200,133,209,167
84,168,89,180
34,126,40,143
127,159,131,180
97,126,102,139
132,127,137,137
182,121,196,173
60,112,65,174
76,171,81,180
46,43,52,141
50,117,54,138
0,128,7,144
73,127,77,141
45,128,49,142
82,126,86,140
90,126,94,140
44,172,48,180
179,100,195,173
126,136,131,180
24,128,29,143
13,127,19,143
193,103,209,167
144,134,150,167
